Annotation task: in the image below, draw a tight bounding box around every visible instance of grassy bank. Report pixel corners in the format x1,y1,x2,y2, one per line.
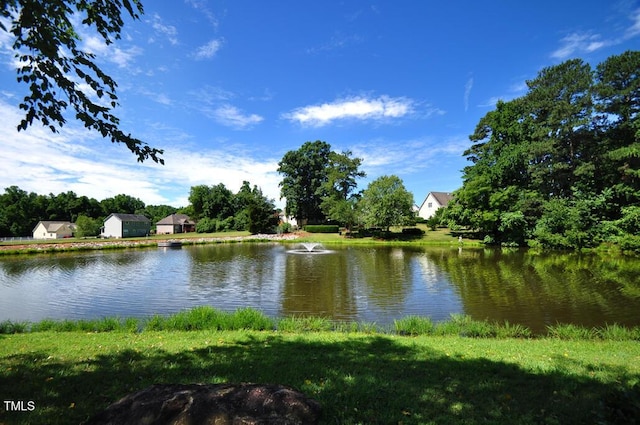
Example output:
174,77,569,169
2,307,640,340
1,309,639,424
0,226,474,256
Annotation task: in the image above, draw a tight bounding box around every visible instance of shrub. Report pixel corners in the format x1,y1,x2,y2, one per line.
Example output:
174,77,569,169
401,227,425,236
617,234,640,254
304,225,339,233
196,217,217,233
278,222,292,234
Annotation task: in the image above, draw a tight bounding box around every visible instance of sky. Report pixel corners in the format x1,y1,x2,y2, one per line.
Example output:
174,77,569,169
1,1,639,209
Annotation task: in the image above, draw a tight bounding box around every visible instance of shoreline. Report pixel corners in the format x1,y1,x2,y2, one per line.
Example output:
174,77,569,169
0,233,301,254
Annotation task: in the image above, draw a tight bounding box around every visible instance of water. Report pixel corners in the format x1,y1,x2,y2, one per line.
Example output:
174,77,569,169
1,244,639,332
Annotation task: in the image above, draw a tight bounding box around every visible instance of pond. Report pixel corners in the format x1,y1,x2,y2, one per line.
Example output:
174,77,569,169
1,243,639,333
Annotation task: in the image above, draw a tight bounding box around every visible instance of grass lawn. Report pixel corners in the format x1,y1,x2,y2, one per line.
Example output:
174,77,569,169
1,329,639,424
291,226,473,245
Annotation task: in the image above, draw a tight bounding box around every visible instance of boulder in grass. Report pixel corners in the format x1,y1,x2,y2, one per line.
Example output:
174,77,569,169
85,383,321,425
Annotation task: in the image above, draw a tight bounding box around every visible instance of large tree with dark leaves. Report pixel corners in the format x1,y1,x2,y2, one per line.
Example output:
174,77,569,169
1,0,163,163
446,51,640,249
277,140,333,225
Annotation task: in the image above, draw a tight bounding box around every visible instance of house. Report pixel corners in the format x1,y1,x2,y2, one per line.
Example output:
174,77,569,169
32,221,74,239
156,214,196,234
102,213,151,238
417,192,453,220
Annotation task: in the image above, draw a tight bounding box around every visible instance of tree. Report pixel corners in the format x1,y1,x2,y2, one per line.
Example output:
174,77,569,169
0,186,41,236
359,175,415,231
1,0,163,163
525,58,594,199
593,50,640,205
233,181,278,233
100,194,145,215
319,150,365,230
277,141,332,224
140,204,177,228
188,183,233,220
74,214,101,237
447,52,640,249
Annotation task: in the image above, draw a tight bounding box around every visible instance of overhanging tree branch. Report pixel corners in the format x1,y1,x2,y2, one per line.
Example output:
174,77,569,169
1,0,164,164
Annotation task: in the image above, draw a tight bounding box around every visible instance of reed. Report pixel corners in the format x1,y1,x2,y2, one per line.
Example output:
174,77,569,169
2,308,639,341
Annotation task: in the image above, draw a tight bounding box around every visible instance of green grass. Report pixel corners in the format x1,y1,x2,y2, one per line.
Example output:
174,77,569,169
1,326,639,424
1,309,640,423
292,226,472,246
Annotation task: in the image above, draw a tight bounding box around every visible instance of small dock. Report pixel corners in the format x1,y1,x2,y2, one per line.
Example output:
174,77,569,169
158,240,182,248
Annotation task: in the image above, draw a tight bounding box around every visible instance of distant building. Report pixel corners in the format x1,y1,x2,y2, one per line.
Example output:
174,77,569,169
156,214,196,234
32,221,74,239
102,213,151,238
417,192,453,220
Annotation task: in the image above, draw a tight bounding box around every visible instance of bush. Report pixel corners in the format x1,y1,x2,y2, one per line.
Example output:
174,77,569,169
401,227,425,236
196,217,217,233
278,222,292,234
617,234,640,254
304,225,339,233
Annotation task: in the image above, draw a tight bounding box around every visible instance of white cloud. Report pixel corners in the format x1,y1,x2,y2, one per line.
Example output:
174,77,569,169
306,33,364,55
624,8,640,38
211,105,264,129
464,77,473,112
551,8,640,60
150,14,179,45
283,95,414,127
351,136,468,176
193,39,224,60
82,35,142,68
0,100,281,207
184,0,219,28
551,32,608,60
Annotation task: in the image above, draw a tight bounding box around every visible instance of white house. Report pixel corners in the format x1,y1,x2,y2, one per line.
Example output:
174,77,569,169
102,213,151,238
417,192,453,220
32,221,74,239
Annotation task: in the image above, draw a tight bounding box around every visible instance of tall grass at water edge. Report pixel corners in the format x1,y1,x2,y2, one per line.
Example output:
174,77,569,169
2,306,640,340
2,307,640,424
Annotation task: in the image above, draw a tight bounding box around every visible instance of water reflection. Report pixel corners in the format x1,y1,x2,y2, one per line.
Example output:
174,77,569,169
427,248,640,333
0,244,638,332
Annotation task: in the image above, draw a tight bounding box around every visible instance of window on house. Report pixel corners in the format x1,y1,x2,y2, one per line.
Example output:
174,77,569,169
427,202,432,208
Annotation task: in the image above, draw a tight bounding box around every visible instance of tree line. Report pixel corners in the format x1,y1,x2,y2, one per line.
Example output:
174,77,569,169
0,187,177,237
444,50,640,251
0,181,279,237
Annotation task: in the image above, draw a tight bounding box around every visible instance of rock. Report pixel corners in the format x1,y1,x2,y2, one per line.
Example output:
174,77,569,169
85,383,321,425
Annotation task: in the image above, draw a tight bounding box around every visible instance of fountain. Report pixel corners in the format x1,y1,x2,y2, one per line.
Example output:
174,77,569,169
302,243,319,252
287,242,332,254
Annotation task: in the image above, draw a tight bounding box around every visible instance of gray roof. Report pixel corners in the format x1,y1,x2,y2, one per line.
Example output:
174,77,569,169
33,221,74,233
419,192,454,211
106,213,150,222
156,214,194,225
430,192,453,206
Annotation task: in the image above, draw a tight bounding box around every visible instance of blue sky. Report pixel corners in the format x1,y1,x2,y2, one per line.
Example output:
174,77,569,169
1,1,639,209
